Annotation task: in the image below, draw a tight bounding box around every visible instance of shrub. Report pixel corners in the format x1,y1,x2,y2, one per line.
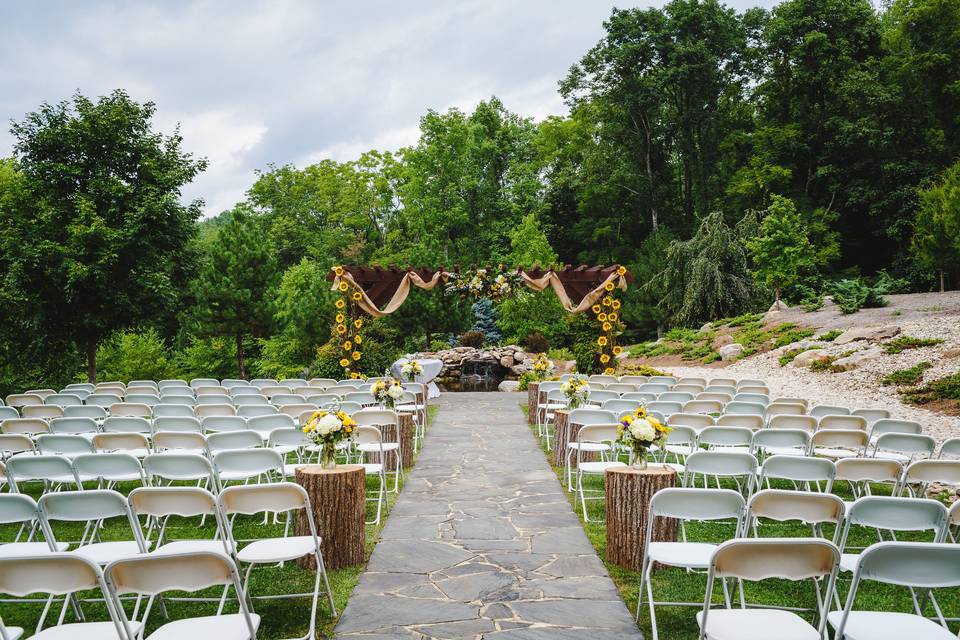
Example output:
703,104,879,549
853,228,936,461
620,364,669,376
524,332,550,354
96,328,175,382
174,336,240,381
779,347,814,366
881,362,932,386
470,299,502,344
310,341,346,380
429,338,451,352
662,327,700,342
818,330,842,342
772,327,815,348
253,334,308,380
883,336,944,354
573,339,600,375
547,347,575,361
809,356,838,372
902,371,960,405
517,371,535,391
458,331,486,348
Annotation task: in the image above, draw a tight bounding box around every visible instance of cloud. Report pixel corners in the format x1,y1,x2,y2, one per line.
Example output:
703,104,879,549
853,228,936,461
0,0,779,217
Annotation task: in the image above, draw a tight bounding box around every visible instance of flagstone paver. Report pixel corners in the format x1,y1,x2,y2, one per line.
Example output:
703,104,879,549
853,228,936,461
335,392,642,639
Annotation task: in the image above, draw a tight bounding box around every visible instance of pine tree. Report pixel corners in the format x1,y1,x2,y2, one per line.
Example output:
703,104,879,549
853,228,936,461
470,299,502,345
747,195,816,305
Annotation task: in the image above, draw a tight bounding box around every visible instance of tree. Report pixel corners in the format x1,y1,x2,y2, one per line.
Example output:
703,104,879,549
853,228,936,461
0,90,206,381
194,207,277,378
747,195,816,304
912,161,960,291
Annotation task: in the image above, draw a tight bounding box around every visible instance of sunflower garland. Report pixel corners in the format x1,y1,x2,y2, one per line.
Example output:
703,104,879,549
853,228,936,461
332,266,366,378
592,276,625,375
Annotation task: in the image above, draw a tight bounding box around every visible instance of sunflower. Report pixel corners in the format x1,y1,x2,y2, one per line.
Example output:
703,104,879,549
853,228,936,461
354,335,362,344
339,358,350,368
617,266,627,276
608,312,619,322
353,318,363,328
598,312,607,322
350,372,361,379
338,281,349,292
599,354,610,364
352,292,362,301
604,367,615,375
613,346,623,355
343,341,352,351
612,300,621,309
604,282,615,291
335,299,346,309
591,304,601,314
335,324,347,335
602,296,613,307
602,322,612,331
597,336,608,347
335,313,345,324
352,351,361,360
334,266,344,276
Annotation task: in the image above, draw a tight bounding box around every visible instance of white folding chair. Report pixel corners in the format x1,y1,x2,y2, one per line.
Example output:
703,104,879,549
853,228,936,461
353,409,401,493
810,429,869,460
152,404,196,418
573,423,627,522
92,432,151,458
751,428,810,461
195,403,237,417
48,417,99,439
698,538,839,640
683,400,724,415
829,542,960,640
1,418,50,437
218,483,337,634
21,405,64,420
714,414,763,430
851,408,890,425
757,455,835,493
667,413,714,433
245,414,296,442
0,494,68,557
658,425,697,473
722,402,765,418
73,453,146,489
564,408,616,491
5,455,81,493
201,415,247,434
899,460,960,498
834,458,903,501
144,453,218,492
938,437,960,459
104,551,259,639
213,449,284,486
35,434,95,460
744,490,845,542
39,490,144,566
810,404,851,418
872,432,936,464
818,415,868,432
352,425,388,525
682,451,757,495
127,486,230,556
538,388,567,448
153,416,202,433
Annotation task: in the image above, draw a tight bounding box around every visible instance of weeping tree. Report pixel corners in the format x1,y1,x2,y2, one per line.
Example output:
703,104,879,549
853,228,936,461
655,211,756,326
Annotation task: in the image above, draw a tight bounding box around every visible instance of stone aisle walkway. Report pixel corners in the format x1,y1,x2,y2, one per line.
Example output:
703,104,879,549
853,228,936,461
335,392,642,639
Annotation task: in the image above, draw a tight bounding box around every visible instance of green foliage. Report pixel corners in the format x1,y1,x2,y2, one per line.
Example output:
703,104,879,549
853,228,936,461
524,332,550,354
902,370,960,405
469,299,502,344
828,278,892,314
809,355,839,372
818,329,843,342
173,336,238,381
517,371,536,391
252,335,307,380
0,90,205,381
458,332,485,348
573,339,601,375
747,195,817,301
547,347,575,361
310,341,348,380
771,326,815,348
881,362,933,386
95,329,175,382
912,160,960,289
882,335,944,354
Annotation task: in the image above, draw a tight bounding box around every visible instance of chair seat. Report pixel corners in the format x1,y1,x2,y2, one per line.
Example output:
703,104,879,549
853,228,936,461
357,443,399,452
361,463,383,475
33,620,140,639
827,611,958,639
813,448,860,459
762,446,807,457
567,443,610,452
539,403,566,411
872,451,911,462
578,461,628,473
0,541,70,557
73,541,142,565
151,540,229,555
664,444,695,456
839,552,860,573
237,536,318,563
647,542,716,569
146,613,260,640
282,463,306,477
697,608,820,640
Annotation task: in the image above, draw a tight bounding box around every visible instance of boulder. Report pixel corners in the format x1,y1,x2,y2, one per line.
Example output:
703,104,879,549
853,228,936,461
510,364,529,376
712,334,734,350
499,355,515,368
699,322,712,333
831,347,883,372
498,380,520,392
792,349,831,368
719,343,743,361
942,347,960,359
763,299,788,322
834,325,901,345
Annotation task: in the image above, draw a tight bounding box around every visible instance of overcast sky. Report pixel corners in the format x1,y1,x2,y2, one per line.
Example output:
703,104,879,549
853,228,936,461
1,1,776,217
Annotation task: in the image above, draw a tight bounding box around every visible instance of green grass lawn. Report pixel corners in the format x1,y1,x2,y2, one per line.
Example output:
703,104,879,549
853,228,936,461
0,406,437,639
524,406,960,639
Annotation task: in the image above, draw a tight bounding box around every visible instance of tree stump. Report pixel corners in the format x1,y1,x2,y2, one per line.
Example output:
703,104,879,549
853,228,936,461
605,465,678,571
527,382,540,424
370,412,415,469
295,464,365,570
550,410,599,468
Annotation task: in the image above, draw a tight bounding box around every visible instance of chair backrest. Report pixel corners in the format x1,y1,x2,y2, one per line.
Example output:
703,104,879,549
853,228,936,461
36,434,95,456
810,429,868,453
722,401,765,417
697,426,753,448
869,418,922,439
666,413,714,432
309,378,338,389
144,452,215,483
108,403,152,418
903,460,960,487
587,390,619,404
676,377,707,387
684,451,758,479
200,415,247,433
751,428,810,454
27,406,68,421
682,399,723,415
195,385,229,396
817,414,867,431
834,457,902,483
765,401,806,417
577,423,621,446
646,401,682,416
57,388,89,401
4,393,43,407
73,452,145,483
939,437,960,459
93,432,149,454
103,416,151,433
44,393,83,407
0,433,34,456
352,408,398,427
237,404,280,418
841,496,948,545
49,417,98,435
767,414,817,433
85,393,123,407
272,393,308,406
0,555,117,619
649,376,677,385
733,393,769,405
658,392,694,403
759,455,835,487
873,432,936,458
124,394,160,406
703,385,736,396
219,481,310,516
0,493,41,525
63,404,108,420
206,430,262,453
159,394,197,406
159,379,190,389
2,418,50,436
622,392,659,403
605,383,636,394
714,413,764,430
278,403,318,417
268,427,311,449
232,394,271,406
588,375,618,385
246,413,297,435
696,392,734,404
338,401,363,415
213,448,284,480
568,408,616,426
153,431,207,452
39,489,137,528
618,375,648,385
638,383,671,394
194,402,237,416
0,405,19,420
747,490,844,526
600,399,642,415
650,487,745,522
190,378,219,388
809,404,850,418
672,384,705,394
154,416,202,432
851,407,890,424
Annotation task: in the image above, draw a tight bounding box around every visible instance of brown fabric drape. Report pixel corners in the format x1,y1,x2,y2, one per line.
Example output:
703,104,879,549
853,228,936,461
331,267,628,317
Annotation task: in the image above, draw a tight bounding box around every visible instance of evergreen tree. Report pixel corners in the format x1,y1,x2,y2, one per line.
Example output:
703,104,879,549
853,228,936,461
747,195,816,304
912,161,960,291
470,299,502,345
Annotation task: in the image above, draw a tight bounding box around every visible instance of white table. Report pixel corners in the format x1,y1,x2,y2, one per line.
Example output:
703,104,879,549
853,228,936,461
391,357,443,398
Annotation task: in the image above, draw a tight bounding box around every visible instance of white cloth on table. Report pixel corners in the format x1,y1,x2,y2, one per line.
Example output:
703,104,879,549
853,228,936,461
392,357,443,398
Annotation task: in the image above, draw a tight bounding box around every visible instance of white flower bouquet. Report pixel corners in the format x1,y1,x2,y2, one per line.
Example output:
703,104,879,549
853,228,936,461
372,378,405,409
400,360,423,382
617,407,670,469
303,409,357,468
561,375,589,409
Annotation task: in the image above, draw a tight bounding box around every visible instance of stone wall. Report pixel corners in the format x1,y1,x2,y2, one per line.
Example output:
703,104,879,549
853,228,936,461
413,346,534,379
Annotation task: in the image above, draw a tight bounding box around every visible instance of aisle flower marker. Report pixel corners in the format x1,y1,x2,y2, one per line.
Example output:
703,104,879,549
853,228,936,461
400,359,423,382
303,408,357,469
561,374,589,409
617,407,670,470
372,378,404,409
532,354,556,381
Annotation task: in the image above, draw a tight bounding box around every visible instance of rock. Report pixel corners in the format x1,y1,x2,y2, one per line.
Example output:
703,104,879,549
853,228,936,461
615,350,631,360
499,355,515,368
943,348,960,359
763,299,787,322
509,364,528,376
699,322,712,333
498,380,520,392
834,325,902,345
719,343,743,361
792,349,831,368
831,347,883,372
712,334,734,350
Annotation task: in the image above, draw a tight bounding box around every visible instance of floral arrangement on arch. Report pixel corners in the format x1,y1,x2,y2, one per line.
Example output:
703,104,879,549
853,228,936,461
303,408,357,468
591,266,627,375
617,406,670,469
372,378,405,409
447,267,527,303
333,265,365,378
561,374,589,409
532,354,556,381
400,359,423,382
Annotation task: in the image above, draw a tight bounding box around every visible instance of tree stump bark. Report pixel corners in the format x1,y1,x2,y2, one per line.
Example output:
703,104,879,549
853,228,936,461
527,382,540,424
550,410,598,468
605,465,678,571
295,464,365,570
370,412,415,469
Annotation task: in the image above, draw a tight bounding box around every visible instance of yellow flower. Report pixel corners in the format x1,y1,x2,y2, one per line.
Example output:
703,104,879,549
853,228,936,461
612,300,621,309
334,266,344,276
602,322,612,331
604,282,615,291
608,312,618,322
336,324,347,335
598,312,607,322
350,372,361,379
338,281,349,292
635,407,647,418
335,313,345,323
613,346,623,355
617,266,627,276
352,351,361,360
591,304,601,314
599,354,610,364
339,358,350,367
597,336,608,347
602,297,613,307
352,292,362,301
353,318,363,328
604,367,615,374
335,299,346,309
354,335,362,344
343,341,352,351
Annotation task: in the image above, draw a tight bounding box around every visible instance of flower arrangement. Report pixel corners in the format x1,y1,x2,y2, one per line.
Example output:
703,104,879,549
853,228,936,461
532,354,556,381
591,267,627,375
303,408,357,468
447,267,526,303
332,266,366,378
372,378,405,409
400,360,423,382
561,374,589,409
617,406,670,469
